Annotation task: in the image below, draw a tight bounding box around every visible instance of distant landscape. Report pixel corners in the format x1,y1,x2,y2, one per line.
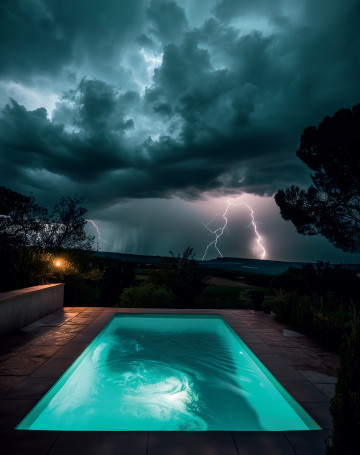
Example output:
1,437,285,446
94,251,360,276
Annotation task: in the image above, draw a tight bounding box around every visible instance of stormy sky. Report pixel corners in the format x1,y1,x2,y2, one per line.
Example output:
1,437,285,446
1,0,360,263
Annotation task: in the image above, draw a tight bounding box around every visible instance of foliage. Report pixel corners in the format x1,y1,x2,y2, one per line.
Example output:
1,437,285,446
194,286,251,309
150,247,209,307
0,247,53,291
117,282,175,308
275,103,360,253
100,258,135,305
0,196,47,247
0,247,136,307
270,262,359,307
248,290,266,310
268,288,349,348
0,194,95,250
46,196,94,249
270,268,311,295
327,304,360,454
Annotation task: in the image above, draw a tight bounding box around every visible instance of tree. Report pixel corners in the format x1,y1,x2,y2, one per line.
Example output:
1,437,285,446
150,247,208,307
0,196,47,247
45,196,95,249
275,103,360,253
0,194,95,250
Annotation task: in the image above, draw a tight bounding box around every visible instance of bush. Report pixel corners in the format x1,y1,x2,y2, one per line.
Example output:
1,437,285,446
267,289,290,321
194,286,251,309
270,268,311,295
117,283,175,308
248,290,265,311
327,304,360,454
0,247,54,292
150,247,208,307
270,289,348,347
312,308,346,349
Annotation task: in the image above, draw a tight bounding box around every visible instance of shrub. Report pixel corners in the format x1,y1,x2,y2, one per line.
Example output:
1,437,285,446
268,289,290,321
270,268,311,295
150,247,208,307
248,290,265,310
0,247,54,292
312,307,346,349
117,283,175,308
194,286,251,309
270,289,347,345
327,304,360,454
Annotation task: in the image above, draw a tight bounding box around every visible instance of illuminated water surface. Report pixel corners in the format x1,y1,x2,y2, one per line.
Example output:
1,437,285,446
17,314,320,431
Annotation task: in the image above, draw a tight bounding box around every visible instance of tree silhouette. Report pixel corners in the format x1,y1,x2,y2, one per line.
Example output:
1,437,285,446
0,194,95,250
275,103,360,253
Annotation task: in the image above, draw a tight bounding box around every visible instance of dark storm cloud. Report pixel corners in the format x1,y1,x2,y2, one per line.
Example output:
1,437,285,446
0,0,146,82
0,87,132,185
146,1,188,43
0,0,71,80
0,0,360,210
213,0,283,20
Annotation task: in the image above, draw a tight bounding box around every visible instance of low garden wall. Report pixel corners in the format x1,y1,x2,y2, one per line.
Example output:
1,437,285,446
0,283,64,335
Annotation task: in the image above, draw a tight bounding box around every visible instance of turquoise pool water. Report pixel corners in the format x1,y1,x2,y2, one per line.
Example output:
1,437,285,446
17,314,320,431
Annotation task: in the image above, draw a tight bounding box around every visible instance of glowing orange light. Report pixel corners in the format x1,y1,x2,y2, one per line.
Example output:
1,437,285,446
55,260,61,267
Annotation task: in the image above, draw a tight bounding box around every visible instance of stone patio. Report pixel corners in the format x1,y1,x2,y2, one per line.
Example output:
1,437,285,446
0,307,338,454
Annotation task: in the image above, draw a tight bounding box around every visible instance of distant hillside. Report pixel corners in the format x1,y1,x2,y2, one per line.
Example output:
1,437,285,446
93,251,164,265
93,251,360,276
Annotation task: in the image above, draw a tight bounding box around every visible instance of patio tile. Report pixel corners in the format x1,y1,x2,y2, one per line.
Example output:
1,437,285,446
17,344,62,360
1,429,60,455
70,332,98,343
52,342,89,359
148,431,238,455
299,371,337,384
284,430,332,455
30,357,74,378
0,399,38,429
312,383,336,399
300,402,333,430
0,356,45,376
232,431,296,455
232,327,253,335
4,377,57,400
67,316,97,325
247,343,274,354
55,307,83,313
33,314,67,326
239,334,264,344
281,380,330,403
3,327,54,347
30,325,86,346
56,324,88,333
0,376,25,398
255,352,292,366
49,431,148,455
86,321,110,329
30,333,77,346
265,365,307,382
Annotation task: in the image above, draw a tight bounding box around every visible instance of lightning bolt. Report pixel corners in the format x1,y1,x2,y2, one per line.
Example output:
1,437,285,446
202,201,266,261
85,219,107,243
140,48,163,76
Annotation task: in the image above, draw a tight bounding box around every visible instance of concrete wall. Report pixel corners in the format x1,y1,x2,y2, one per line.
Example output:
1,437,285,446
0,284,64,335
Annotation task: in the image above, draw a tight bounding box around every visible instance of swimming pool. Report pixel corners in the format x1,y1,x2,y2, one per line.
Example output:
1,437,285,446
17,314,320,431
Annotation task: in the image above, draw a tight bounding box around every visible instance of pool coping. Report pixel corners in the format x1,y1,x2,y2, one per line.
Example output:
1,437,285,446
0,307,334,454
